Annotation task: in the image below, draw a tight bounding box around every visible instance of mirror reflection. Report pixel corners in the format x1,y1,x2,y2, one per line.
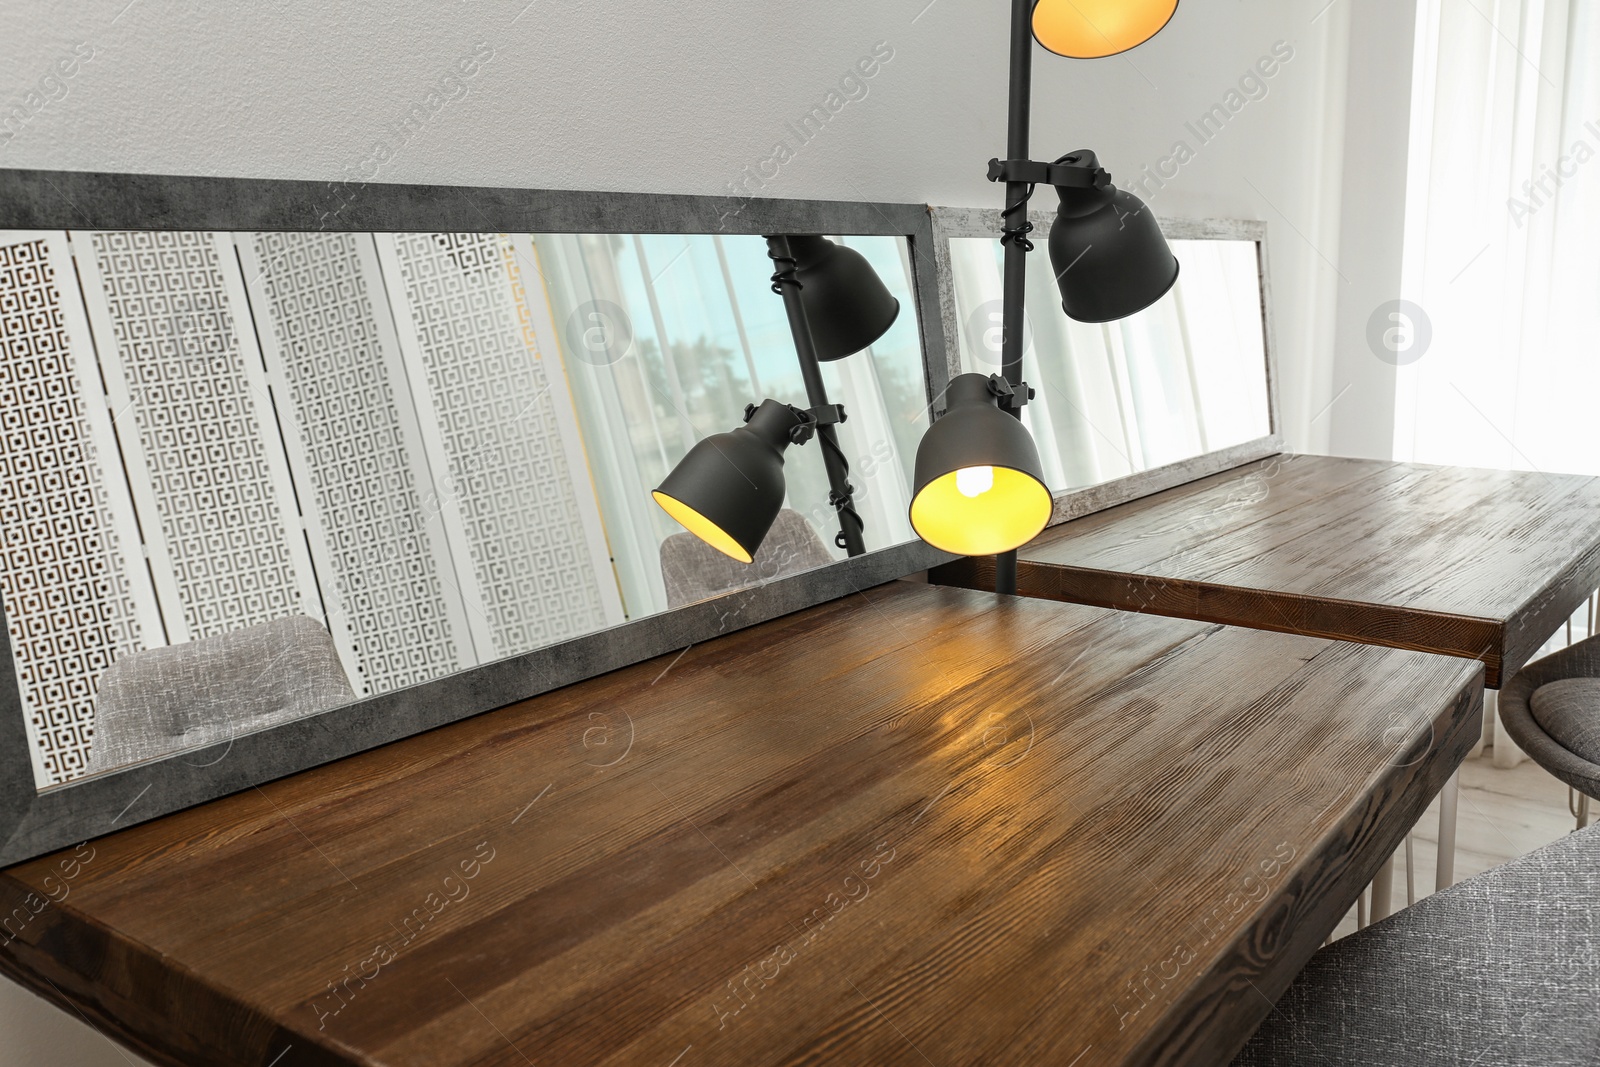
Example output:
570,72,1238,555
0,228,927,786
947,235,1272,490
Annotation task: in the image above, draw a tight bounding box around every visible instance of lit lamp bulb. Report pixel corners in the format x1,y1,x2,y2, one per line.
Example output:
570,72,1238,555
652,401,805,564
908,374,1052,557
956,466,995,499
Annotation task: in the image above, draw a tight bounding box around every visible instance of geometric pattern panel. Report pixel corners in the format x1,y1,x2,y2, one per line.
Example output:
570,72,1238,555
390,232,610,658
0,236,145,784
88,231,303,640
251,232,462,695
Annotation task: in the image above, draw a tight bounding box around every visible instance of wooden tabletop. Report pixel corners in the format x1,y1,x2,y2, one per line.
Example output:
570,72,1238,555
933,455,1600,687
0,582,1483,1067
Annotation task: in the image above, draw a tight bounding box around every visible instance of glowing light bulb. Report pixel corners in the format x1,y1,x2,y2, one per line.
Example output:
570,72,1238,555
955,466,995,499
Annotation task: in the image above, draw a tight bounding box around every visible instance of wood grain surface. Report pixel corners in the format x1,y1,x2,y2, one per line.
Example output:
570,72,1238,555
0,582,1483,1067
933,455,1600,686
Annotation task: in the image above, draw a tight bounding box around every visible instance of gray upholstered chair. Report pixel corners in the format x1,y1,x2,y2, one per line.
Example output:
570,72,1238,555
1234,826,1600,1066
86,615,355,773
661,508,835,610
1499,634,1600,828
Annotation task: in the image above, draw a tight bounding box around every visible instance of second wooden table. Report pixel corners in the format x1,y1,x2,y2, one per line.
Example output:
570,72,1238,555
934,454,1600,688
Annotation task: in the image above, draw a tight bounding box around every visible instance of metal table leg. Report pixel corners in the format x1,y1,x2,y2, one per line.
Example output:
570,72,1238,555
1436,770,1460,890
1370,851,1397,923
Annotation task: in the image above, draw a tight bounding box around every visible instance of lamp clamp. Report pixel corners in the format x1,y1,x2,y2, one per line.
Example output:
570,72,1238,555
806,403,848,427
744,401,847,446
986,374,1035,412
987,156,1111,190
790,403,848,445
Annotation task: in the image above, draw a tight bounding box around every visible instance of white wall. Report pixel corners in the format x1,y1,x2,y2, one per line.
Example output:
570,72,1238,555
1326,0,1421,459
0,0,1406,455
0,1,1414,1061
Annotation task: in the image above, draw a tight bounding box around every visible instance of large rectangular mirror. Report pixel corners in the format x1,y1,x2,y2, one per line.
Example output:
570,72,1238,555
931,209,1281,523
0,226,930,788
0,171,951,864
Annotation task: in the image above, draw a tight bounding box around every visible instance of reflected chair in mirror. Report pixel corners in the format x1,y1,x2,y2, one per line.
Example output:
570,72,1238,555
1499,634,1600,829
660,508,834,610
1233,826,1600,1066
85,615,356,774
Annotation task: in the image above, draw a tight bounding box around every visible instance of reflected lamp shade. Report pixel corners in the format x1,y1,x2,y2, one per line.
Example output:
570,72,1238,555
1032,0,1179,59
1049,151,1180,323
910,374,1053,556
653,401,803,564
787,235,901,361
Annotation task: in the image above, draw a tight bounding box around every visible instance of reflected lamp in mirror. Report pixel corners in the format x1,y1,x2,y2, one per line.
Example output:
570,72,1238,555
652,401,806,565
787,235,902,360
941,224,1272,492
652,235,900,564
1031,0,1180,59
910,373,1052,556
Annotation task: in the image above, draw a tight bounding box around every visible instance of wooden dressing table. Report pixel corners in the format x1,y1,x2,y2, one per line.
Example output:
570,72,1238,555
1,582,1482,1066
933,453,1600,902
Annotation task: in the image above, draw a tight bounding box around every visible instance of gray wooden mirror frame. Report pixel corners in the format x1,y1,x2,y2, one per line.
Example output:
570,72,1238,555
929,207,1284,527
0,172,1285,867
0,168,962,866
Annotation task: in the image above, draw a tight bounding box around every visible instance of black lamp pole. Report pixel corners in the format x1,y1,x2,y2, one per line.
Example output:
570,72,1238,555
766,234,867,558
994,0,1037,597
908,2,1179,582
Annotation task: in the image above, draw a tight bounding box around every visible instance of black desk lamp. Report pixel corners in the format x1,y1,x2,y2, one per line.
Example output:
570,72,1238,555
652,235,899,563
909,0,1182,593
658,1,1181,574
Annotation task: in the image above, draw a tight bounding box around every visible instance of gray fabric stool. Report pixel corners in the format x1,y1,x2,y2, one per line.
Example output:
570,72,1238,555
661,508,834,609
86,615,355,773
1500,634,1600,826
1233,827,1600,1066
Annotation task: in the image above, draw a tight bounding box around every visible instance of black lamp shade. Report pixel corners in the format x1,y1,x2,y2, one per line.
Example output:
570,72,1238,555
652,400,802,564
910,374,1053,557
1048,152,1180,323
787,235,901,361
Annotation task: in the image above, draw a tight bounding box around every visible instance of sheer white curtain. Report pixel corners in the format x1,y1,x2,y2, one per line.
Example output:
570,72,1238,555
1397,0,1600,472
532,233,927,621
946,237,1271,492
1400,1,1600,768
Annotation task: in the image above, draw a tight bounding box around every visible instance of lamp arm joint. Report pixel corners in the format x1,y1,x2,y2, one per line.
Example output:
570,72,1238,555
744,402,847,447
986,373,1035,411
805,403,848,428
789,403,848,445
987,156,1110,189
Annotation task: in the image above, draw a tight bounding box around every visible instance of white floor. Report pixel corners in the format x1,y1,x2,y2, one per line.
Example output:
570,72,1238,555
0,978,157,1067
1330,750,1585,940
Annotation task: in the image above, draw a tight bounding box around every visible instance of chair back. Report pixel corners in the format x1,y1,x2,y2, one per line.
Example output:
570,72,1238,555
1498,632,1600,798
86,615,355,773
661,508,835,610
